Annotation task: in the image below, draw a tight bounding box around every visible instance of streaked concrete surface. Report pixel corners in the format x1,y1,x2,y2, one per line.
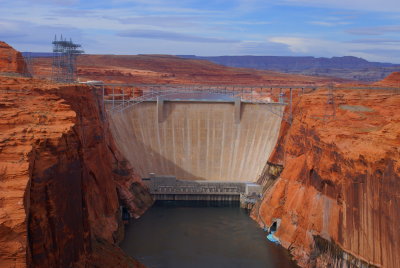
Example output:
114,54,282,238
109,101,283,182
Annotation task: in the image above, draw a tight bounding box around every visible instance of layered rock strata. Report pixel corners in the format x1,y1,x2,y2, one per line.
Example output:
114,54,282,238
253,87,400,267
0,42,27,74
0,75,152,267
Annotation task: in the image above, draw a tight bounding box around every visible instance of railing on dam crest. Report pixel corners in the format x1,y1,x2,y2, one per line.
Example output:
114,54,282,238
85,82,319,123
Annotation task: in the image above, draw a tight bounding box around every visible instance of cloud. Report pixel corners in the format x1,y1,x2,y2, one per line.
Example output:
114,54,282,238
268,37,316,54
309,21,350,27
351,48,400,62
107,15,199,27
233,40,293,55
265,35,400,62
109,0,222,15
0,0,79,6
350,38,400,44
281,0,400,12
117,29,239,43
51,8,96,17
346,25,400,35
235,0,272,12
0,18,83,51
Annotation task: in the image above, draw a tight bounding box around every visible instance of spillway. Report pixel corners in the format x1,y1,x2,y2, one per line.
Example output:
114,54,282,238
108,99,284,182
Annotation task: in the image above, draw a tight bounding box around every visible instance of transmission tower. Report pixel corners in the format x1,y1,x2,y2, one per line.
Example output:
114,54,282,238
52,35,84,83
323,83,336,120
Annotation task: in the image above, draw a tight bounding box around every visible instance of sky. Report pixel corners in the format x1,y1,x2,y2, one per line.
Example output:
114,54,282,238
1,0,400,63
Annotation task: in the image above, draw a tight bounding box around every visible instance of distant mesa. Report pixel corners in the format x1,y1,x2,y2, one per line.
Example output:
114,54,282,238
177,55,400,82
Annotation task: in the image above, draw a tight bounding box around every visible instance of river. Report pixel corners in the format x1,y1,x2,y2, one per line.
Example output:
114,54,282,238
120,205,298,268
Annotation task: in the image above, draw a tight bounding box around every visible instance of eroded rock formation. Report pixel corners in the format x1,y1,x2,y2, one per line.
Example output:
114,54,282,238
374,71,400,87
0,42,27,74
253,86,400,267
0,43,152,267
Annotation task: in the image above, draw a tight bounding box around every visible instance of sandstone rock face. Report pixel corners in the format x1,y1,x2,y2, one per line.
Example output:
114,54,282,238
252,88,400,267
0,75,152,267
0,42,27,74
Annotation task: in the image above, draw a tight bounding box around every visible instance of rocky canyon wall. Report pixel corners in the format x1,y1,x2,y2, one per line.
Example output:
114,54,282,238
253,87,400,267
0,43,152,267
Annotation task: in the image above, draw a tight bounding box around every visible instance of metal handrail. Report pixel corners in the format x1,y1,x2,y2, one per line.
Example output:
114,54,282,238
109,89,276,112
102,86,289,124
94,83,300,122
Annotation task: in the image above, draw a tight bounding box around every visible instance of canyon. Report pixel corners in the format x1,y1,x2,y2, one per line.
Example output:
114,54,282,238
1,41,399,268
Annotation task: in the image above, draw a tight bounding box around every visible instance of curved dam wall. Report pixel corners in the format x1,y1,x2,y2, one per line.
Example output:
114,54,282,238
108,101,284,182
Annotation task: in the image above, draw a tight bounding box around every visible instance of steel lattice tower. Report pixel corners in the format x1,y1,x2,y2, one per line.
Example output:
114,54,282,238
324,83,336,120
52,35,84,83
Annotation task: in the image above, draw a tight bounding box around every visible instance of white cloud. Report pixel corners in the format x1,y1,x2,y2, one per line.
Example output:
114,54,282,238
346,25,400,35
118,29,239,43
267,36,400,62
309,21,351,27
232,40,292,55
281,0,400,12
268,37,315,54
0,0,78,6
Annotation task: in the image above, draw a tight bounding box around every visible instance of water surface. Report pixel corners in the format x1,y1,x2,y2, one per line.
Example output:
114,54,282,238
120,206,298,268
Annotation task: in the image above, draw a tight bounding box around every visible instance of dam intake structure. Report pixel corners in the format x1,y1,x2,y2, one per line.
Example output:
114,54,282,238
143,175,262,208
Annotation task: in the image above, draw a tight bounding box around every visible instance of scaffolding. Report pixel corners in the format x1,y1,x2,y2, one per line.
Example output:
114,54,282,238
21,52,33,77
51,35,84,83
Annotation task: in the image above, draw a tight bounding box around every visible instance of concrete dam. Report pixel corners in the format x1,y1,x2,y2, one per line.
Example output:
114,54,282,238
106,86,286,183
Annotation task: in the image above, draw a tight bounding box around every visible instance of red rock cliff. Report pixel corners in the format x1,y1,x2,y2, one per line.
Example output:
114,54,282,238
253,87,400,267
375,72,400,87
0,42,27,74
0,74,152,267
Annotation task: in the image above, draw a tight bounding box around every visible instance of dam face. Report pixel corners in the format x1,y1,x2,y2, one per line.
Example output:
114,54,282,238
109,100,284,182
